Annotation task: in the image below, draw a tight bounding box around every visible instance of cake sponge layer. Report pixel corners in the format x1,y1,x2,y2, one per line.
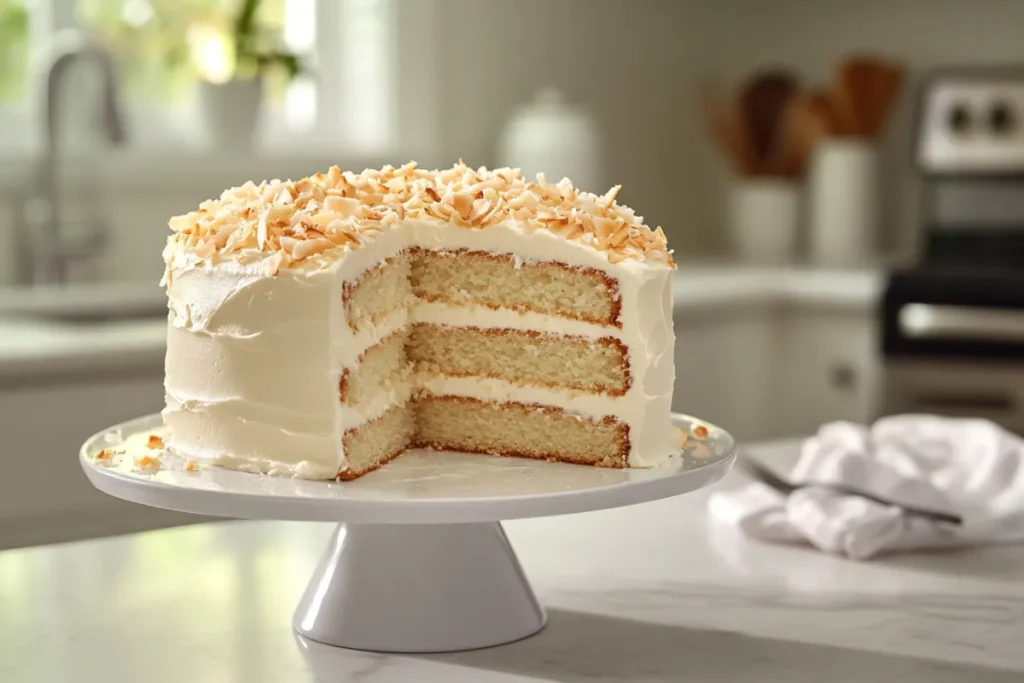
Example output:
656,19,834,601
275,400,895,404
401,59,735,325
411,249,620,326
340,402,416,479
407,324,629,395
344,253,413,332
413,395,628,467
340,330,411,405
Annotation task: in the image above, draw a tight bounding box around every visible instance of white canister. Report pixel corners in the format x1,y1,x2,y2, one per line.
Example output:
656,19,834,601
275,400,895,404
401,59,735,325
729,180,801,265
198,78,264,151
806,139,880,267
496,88,604,193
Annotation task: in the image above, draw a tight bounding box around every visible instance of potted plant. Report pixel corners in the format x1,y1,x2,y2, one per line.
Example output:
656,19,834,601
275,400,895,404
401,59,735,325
190,0,302,150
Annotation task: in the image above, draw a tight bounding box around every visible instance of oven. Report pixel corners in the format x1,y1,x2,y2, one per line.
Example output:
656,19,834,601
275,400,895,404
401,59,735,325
882,269,1024,433
880,66,1024,434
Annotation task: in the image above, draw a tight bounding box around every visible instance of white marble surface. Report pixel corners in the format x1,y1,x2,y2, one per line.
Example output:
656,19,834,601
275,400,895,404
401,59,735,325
1,440,1022,682
671,263,883,314
0,265,880,380
0,316,165,379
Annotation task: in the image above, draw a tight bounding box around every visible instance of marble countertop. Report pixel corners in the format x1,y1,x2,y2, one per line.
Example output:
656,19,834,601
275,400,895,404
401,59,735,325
0,281,166,380
1,440,1021,682
0,316,165,380
0,265,881,380
671,263,882,314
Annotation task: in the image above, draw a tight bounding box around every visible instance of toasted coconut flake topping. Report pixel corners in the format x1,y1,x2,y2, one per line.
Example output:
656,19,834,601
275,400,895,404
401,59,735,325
134,455,161,474
165,162,674,269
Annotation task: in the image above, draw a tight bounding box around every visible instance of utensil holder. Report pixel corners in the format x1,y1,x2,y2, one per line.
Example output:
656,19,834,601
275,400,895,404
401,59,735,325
807,139,879,267
729,180,800,265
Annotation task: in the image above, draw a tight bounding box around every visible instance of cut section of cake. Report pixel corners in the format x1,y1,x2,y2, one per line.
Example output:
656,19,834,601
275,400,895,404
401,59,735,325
161,162,677,480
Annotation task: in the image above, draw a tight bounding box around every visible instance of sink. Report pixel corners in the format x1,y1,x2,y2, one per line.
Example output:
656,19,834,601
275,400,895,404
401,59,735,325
0,282,167,324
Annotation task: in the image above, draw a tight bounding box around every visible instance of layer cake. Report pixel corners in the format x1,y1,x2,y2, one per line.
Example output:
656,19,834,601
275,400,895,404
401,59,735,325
161,162,677,479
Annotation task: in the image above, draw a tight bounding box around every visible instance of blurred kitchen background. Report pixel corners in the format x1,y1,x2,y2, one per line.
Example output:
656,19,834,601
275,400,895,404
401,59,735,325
2,0,1023,548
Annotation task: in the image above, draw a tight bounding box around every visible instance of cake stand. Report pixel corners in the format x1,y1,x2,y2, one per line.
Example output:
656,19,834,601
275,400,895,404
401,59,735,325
80,412,735,654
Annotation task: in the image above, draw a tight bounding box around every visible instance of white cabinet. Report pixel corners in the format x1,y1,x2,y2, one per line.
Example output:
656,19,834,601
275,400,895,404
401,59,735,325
0,368,203,549
673,306,775,442
673,301,879,443
773,309,880,439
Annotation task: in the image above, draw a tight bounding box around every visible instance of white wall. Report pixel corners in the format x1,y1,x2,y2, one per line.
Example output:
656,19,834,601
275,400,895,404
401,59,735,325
434,0,721,252
434,0,1024,257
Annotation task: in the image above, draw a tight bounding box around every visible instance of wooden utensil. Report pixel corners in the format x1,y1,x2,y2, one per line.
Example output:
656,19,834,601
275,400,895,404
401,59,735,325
739,70,799,173
779,92,832,177
837,56,906,138
817,88,857,137
807,90,838,135
699,80,758,176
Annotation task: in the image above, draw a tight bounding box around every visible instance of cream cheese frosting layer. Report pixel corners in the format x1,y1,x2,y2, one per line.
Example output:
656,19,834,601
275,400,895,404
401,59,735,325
164,259,345,476
163,218,676,477
163,395,339,477
411,301,614,338
340,384,413,431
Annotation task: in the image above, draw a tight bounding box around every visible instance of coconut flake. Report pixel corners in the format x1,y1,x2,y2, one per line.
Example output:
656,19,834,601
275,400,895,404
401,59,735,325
292,237,334,261
166,162,672,273
599,184,622,208
257,209,270,250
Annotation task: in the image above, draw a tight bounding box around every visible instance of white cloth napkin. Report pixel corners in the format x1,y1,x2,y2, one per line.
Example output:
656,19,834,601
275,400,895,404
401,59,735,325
707,414,1024,560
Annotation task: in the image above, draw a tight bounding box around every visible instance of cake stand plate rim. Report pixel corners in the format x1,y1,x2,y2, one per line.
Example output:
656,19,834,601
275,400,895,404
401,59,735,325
80,411,736,524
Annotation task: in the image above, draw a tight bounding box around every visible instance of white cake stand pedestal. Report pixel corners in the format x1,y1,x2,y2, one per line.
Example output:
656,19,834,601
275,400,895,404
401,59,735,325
80,413,735,654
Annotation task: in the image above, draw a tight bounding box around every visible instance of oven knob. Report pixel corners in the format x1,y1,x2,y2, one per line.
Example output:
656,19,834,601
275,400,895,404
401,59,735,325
947,102,971,134
989,100,1015,134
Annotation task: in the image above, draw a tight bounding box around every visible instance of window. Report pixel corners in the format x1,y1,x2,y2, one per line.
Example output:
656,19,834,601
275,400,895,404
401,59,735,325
0,0,414,153
78,0,302,106
0,0,29,104
338,0,392,153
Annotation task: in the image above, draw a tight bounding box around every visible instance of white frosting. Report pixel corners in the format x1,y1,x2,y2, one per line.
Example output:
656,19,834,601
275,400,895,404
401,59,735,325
340,383,412,431
163,264,343,478
412,301,611,338
416,372,637,420
163,219,676,477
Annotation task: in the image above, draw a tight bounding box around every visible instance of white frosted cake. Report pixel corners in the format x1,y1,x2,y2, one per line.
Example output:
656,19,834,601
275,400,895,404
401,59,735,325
161,162,677,480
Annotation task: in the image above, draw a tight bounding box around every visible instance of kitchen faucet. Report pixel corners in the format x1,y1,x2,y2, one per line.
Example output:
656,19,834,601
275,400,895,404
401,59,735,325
15,30,127,286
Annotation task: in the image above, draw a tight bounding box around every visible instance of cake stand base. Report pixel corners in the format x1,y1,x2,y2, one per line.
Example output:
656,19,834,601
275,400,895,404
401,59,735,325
294,522,545,653
81,411,736,654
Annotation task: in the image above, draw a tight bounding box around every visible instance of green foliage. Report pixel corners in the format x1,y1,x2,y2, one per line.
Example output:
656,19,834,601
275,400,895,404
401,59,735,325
231,0,301,81
79,0,301,101
0,0,29,102
0,0,303,105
